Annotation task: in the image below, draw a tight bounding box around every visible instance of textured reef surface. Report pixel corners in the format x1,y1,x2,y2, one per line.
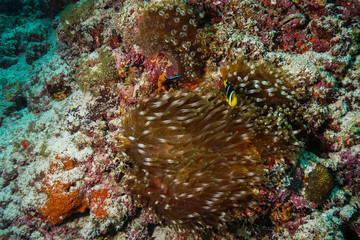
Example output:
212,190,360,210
0,0,359,239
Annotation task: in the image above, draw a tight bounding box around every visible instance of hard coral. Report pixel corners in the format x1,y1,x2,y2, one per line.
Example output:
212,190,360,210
305,164,334,204
56,0,118,52
135,0,212,82
118,79,303,232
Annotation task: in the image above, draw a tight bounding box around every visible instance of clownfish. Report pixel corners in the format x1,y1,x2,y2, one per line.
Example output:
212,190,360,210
224,79,238,107
121,61,133,85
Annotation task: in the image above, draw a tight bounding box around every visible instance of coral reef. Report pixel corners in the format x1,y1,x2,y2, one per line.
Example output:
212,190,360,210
57,0,97,49
0,0,75,16
0,17,51,68
56,0,124,53
0,0,360,239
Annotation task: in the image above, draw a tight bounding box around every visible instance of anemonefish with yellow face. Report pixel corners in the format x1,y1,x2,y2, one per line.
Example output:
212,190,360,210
223,79,238,107
121,61,133,85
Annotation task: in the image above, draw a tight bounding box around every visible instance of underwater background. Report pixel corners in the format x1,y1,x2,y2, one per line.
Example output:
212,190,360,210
0,0,359,239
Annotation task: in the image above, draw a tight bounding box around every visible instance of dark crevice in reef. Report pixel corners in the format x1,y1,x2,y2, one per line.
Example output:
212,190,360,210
3,95,28,118
147,223,157,237
64,208,90,224
305,135,326,157
0,0,78,17
305,119,332,158
341,223,359,240
119,208,142,232
227,215,273,240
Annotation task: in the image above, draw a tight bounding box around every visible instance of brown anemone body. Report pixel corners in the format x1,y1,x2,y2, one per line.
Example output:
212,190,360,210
119,83,301,232
136,0,212,82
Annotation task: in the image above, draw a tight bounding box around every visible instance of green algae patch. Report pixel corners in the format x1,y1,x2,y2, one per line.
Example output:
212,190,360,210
75,48,119,95
305,164,334,204
60,0,96,27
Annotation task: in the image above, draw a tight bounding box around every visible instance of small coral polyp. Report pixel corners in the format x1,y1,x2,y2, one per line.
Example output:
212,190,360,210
136,0,211,82
119,75,302,232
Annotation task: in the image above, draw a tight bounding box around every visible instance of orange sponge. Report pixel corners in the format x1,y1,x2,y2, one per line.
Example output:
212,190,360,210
89,189,109,218
39,179,88,225
39,155,88,224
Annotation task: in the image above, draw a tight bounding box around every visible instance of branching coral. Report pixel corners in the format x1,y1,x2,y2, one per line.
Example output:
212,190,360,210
118,63,304,232
135,0,212,82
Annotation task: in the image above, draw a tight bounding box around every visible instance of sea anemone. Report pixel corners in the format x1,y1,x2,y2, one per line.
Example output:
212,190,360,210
220,57,305,153
220,57,302,109
118,72,303,232
135,0,212,82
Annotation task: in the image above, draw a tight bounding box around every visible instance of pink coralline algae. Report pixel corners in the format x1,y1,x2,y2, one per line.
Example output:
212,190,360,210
225,0,359,55
338,149,360,190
